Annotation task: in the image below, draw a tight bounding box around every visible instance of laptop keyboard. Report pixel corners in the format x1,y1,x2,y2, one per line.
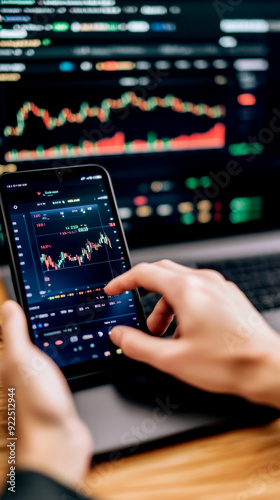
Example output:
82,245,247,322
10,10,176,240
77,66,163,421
197,254,280,313
141,254,280,318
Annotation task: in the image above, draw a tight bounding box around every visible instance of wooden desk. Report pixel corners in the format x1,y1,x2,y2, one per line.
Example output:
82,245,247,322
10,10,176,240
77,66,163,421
0,279,280,500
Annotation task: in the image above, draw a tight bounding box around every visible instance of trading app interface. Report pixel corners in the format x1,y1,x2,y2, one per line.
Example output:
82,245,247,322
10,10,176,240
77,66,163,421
3,173,141,367
1,1,280,250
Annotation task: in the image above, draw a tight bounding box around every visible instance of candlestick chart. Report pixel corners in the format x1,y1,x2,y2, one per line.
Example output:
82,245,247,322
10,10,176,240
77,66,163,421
33,205,122,293
40,233,112,271
4,92,226,137
4,86,227,162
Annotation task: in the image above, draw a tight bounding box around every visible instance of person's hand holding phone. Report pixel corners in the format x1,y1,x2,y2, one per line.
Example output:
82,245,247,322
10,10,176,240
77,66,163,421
1,300,93,491
105,260,280,410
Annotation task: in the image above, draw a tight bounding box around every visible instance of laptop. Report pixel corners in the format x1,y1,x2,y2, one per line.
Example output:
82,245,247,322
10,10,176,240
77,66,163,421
1,0,280,459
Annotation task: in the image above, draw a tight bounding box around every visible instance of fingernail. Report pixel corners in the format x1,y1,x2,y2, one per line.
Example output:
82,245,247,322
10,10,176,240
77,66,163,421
109,327,121,344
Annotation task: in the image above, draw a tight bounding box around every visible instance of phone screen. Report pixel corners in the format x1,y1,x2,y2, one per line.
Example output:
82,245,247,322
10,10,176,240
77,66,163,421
1,165,145,375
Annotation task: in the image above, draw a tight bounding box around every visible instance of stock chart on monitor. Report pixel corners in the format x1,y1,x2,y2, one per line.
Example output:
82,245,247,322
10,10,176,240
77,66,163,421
1,0,280,253
4,85,226,161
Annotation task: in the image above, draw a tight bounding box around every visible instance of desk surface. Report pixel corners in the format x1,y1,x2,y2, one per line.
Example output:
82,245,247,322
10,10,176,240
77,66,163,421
0,280,280,500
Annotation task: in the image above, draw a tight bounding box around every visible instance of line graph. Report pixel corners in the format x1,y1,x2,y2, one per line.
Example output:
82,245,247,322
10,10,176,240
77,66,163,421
4,91,226,138
40,233,112,271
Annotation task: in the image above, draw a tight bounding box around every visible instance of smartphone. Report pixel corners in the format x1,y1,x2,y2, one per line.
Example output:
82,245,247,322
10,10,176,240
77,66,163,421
0,164,147,379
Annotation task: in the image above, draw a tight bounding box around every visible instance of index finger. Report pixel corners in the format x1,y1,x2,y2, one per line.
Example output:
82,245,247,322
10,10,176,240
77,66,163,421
105,263,173,299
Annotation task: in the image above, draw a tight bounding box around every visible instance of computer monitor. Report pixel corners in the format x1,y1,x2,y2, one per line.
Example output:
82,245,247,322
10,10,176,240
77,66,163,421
1,0,280,262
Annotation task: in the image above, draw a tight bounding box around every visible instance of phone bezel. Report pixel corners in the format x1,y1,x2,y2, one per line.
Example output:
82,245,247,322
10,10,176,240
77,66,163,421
0,164,147,380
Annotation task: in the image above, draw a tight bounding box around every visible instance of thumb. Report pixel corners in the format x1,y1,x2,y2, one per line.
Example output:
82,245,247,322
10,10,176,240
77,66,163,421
1,300,32,360
110,326,179,372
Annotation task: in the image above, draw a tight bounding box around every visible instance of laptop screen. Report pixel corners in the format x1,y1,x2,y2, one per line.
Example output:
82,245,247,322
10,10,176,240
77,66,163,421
1,0,280,258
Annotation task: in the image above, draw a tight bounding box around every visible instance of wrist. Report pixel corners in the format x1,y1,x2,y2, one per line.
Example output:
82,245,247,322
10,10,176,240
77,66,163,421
16,419,93,492
241,338,280,409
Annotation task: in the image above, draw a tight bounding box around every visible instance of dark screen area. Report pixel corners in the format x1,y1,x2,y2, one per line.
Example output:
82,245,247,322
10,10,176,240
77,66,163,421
1,1,280,256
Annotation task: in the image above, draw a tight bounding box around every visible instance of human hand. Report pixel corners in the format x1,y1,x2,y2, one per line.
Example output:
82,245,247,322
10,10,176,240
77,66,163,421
1,300,93,491
105,260,280,409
